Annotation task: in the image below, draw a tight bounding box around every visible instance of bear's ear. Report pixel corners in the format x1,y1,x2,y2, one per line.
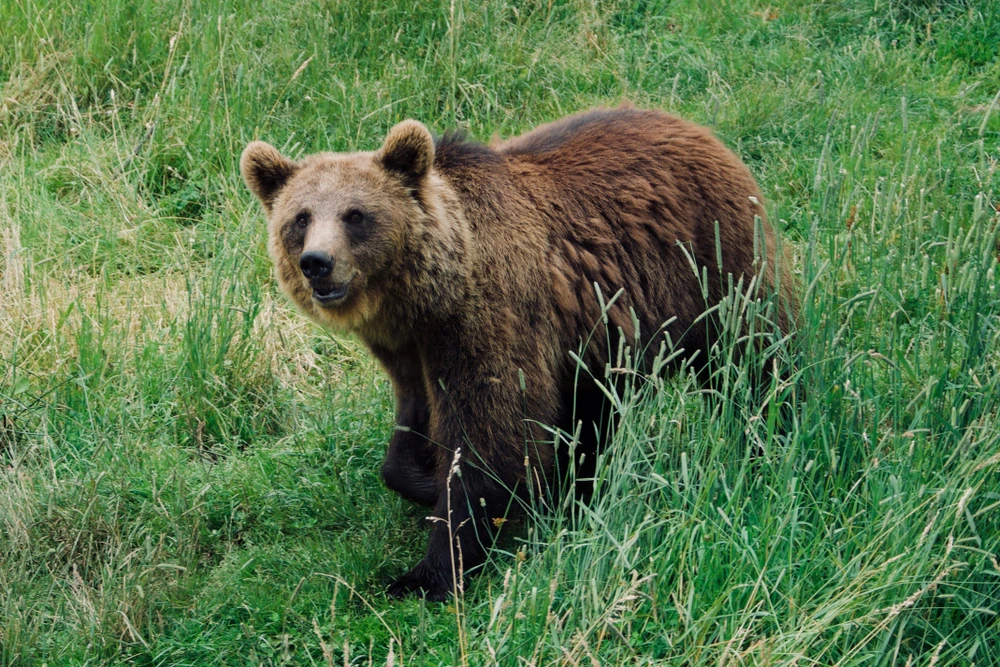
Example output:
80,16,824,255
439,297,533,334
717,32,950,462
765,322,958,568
241,141,297,211
378,120,434,189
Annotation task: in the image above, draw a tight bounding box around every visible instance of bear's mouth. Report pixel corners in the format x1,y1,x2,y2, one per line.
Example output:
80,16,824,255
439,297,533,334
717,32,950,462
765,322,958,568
312,275,355,307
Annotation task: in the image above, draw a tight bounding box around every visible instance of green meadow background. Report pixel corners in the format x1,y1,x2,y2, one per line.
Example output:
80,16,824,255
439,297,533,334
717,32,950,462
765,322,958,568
2,0,999,664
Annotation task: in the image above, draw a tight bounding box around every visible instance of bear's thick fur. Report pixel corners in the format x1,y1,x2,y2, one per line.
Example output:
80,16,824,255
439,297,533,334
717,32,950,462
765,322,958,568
241,107,795,600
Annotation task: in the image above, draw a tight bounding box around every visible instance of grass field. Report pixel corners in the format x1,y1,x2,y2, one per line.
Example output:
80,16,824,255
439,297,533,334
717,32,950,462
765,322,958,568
2,0,1000,664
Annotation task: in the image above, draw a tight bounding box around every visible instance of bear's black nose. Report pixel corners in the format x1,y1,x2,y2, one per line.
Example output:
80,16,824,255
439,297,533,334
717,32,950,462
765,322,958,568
300,251,334,280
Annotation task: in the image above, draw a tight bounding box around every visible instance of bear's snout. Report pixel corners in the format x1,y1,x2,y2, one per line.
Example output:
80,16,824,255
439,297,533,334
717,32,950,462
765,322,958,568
300,250,355,306
300,251,334,281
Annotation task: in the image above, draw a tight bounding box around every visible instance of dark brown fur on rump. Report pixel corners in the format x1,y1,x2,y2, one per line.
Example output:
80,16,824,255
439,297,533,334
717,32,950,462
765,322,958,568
241,107,796,601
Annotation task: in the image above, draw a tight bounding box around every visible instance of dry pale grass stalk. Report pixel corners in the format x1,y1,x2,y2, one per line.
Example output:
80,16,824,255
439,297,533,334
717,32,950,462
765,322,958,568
0,50,70,132
0,185,23,296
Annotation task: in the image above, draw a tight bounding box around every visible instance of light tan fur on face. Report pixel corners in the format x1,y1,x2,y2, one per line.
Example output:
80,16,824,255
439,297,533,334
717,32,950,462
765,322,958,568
266,153,387,332
243,124,472,348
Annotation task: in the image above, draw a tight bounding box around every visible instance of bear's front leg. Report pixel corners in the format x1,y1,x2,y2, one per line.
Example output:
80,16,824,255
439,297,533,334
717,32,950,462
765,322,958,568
370,344,440,506
386,359,556,601
386,452,515,600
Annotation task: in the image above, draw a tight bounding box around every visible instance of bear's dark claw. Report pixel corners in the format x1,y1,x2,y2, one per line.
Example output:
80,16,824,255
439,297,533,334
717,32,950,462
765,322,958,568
387,561,454,602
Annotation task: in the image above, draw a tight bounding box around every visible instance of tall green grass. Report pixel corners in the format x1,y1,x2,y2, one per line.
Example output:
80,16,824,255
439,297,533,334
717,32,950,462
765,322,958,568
1,0,999,664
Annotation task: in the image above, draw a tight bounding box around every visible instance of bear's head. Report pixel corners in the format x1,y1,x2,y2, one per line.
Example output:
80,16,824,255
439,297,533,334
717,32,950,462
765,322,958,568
241,121,436,332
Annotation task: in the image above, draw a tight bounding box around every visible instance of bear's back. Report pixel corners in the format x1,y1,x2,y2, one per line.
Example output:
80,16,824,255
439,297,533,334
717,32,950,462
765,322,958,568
432,108,791,377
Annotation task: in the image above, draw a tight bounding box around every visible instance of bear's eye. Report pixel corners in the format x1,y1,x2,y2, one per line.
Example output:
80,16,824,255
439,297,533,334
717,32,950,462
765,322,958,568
294,211,310,228
344,209,365,225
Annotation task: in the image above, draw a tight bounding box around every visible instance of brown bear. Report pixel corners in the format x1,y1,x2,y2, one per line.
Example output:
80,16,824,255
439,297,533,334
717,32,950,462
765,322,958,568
241,107,795,601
